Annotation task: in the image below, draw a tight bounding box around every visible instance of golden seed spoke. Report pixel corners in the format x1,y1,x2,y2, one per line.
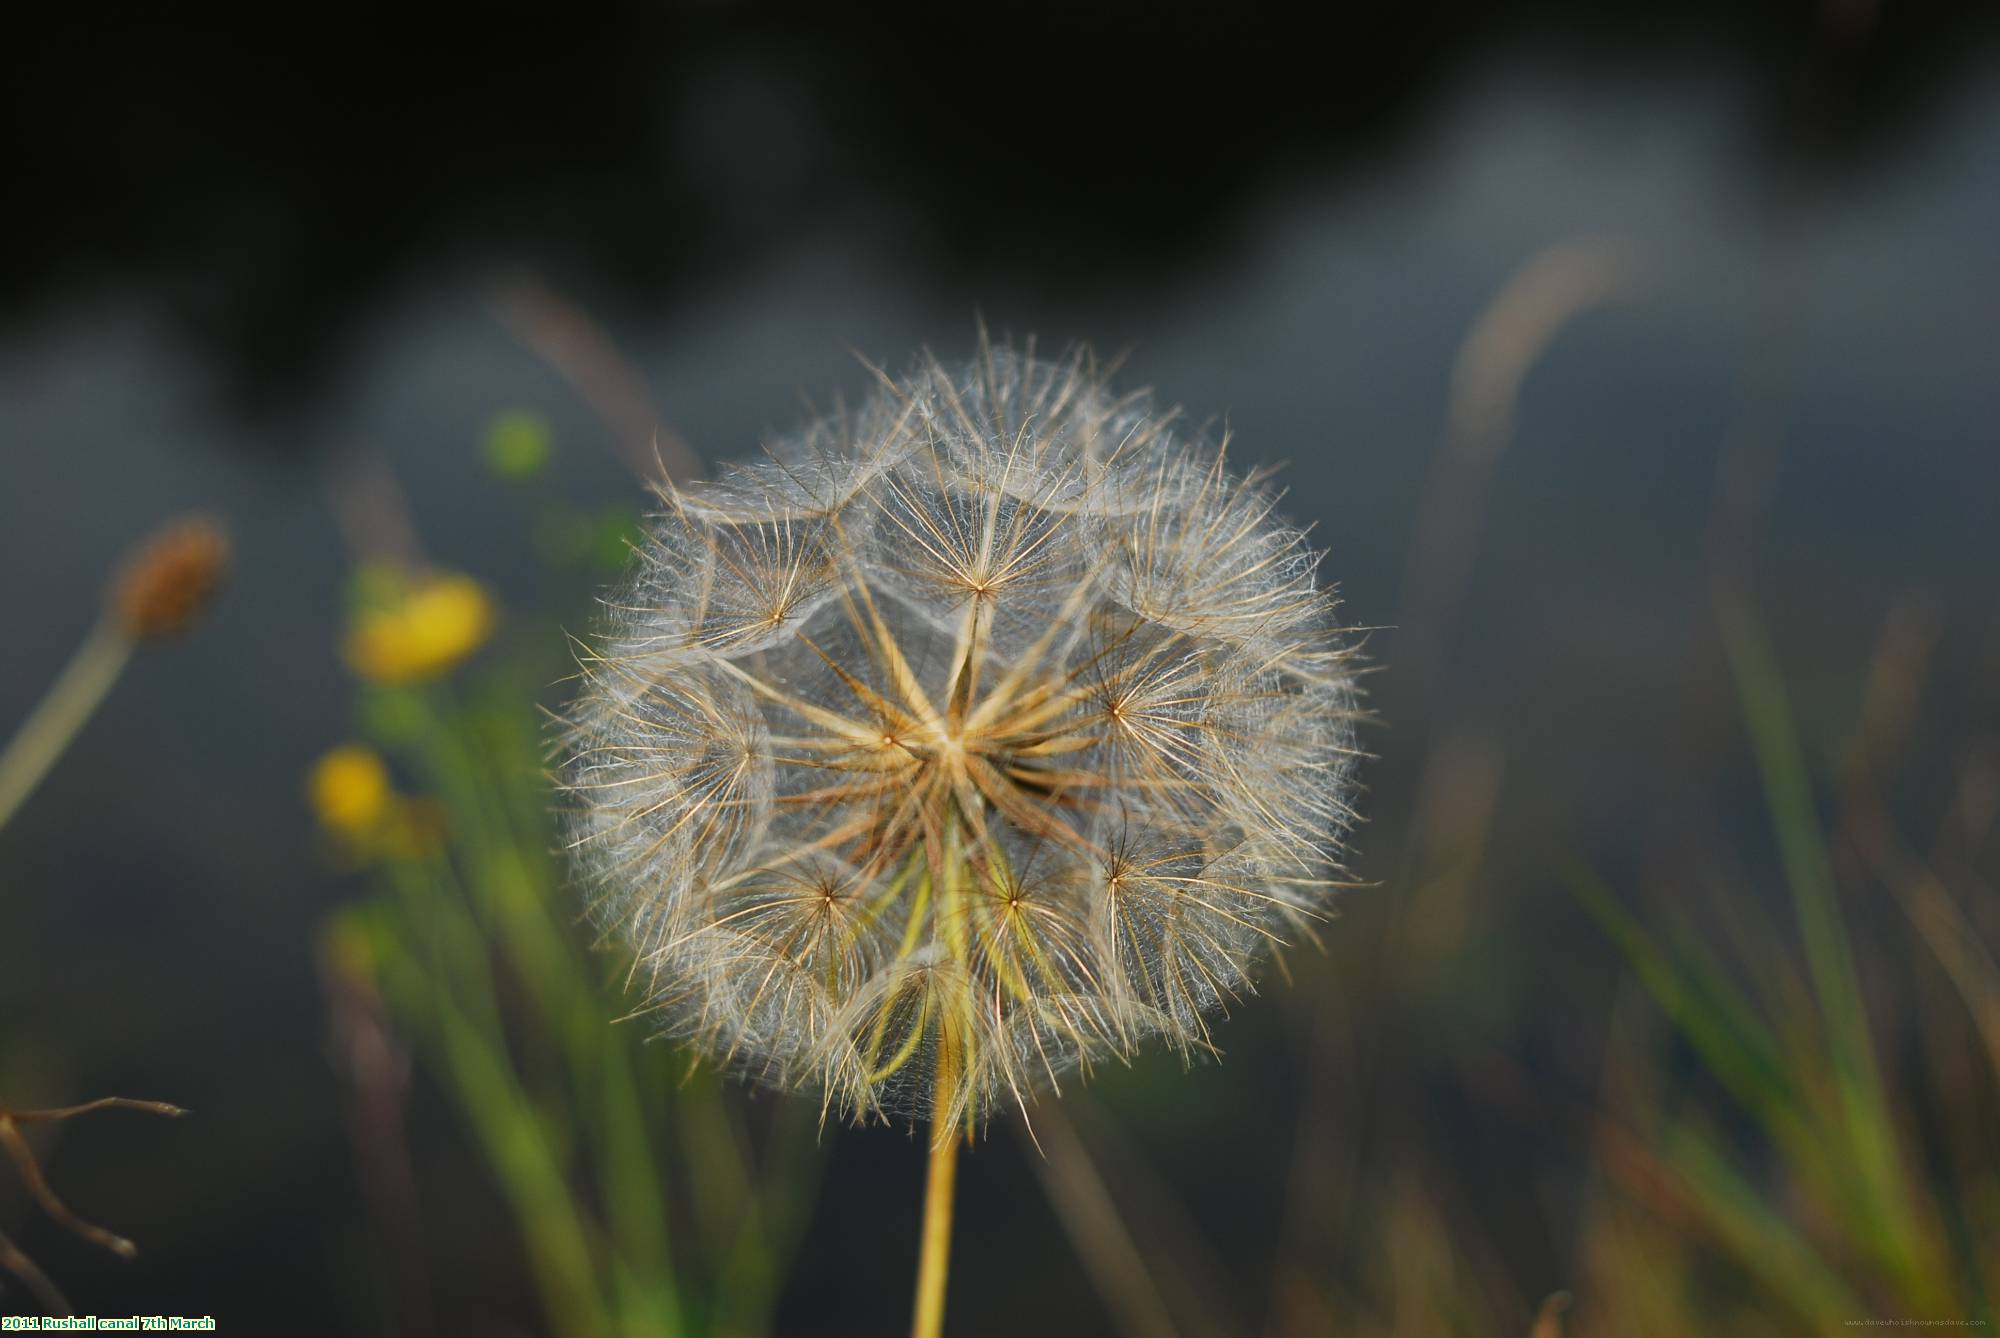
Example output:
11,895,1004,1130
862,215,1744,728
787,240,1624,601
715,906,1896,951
710,656,887,745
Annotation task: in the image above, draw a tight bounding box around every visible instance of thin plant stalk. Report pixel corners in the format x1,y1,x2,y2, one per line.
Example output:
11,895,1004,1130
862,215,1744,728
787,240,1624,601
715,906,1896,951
911,1046,962,1338
1,515,227,832
0,619,133,832
0,1096,187,1315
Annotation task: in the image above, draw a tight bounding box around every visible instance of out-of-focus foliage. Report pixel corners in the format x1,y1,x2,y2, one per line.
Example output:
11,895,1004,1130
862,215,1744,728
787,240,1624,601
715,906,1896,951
313,424,821,1338
1557,599,1996,1335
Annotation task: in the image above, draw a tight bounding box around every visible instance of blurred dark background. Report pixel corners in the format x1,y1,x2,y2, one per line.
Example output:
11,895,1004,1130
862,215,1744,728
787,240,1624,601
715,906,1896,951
3,3,1997,1333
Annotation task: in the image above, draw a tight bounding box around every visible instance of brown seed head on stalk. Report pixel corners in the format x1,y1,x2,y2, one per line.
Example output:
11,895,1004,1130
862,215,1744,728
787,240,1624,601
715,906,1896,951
109,515,230,641
559,339,1366,1133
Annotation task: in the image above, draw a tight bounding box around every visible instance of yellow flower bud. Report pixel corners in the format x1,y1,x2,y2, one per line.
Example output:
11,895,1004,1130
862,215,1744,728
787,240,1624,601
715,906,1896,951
310,744,394,838
344,572,496,683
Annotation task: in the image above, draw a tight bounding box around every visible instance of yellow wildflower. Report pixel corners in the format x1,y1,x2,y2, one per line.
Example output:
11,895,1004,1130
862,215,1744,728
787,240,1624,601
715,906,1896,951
310,744,393,838
344,572,496,683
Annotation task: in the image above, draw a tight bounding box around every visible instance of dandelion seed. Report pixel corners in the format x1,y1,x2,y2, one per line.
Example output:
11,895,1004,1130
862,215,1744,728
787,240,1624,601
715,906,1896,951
559,338,1367,1337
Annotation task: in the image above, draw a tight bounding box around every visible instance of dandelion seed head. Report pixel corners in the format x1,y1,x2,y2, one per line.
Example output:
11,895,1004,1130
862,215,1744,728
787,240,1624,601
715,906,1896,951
560,339,1365,1130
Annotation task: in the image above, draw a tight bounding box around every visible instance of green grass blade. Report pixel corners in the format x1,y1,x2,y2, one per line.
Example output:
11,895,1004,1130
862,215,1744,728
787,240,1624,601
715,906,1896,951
1654,1116,1863,1329
1718,595,1943,1306
1567,863,1802,1138
432,981,611,1338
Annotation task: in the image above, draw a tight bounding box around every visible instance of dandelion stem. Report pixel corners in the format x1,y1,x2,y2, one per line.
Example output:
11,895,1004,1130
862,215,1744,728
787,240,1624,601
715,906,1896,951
911,1046,962,1338
0,618,134,833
